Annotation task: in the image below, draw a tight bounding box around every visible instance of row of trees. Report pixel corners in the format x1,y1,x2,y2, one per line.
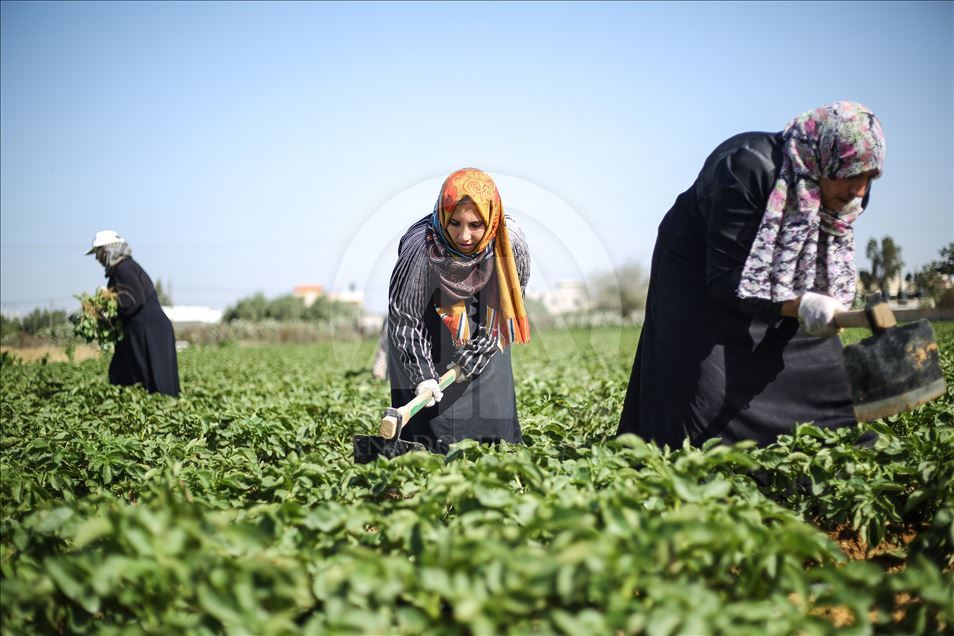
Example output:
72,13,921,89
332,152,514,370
860,237,904,299
222,293,361,323
1,279,174,347
860,239,954,307
591,262,649,318
175,293,369,345
0,309,74,346
912,243,954,307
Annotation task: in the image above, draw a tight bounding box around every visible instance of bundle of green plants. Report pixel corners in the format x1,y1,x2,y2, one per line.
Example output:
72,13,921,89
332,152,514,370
72,288,122,348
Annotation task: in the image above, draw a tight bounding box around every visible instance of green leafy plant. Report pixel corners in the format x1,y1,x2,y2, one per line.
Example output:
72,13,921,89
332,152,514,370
72,288,122,348
1,327,952,634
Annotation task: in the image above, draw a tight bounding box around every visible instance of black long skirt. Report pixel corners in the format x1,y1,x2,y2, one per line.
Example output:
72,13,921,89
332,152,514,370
388,295,521,454
618,252,857,449
109,299,180,397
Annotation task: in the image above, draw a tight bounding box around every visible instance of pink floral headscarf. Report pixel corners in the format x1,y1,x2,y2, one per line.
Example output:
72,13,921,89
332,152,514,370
737,101,886,307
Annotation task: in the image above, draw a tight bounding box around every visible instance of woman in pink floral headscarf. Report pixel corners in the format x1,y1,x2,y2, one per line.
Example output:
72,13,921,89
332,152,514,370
618,102,886,448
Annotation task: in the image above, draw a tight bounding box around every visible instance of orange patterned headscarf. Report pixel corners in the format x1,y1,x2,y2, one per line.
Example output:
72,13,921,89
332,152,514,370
430,168,530,348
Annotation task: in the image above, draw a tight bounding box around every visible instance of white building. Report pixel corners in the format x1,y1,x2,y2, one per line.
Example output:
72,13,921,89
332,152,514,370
162,305,224,328
294,284,365,309
529,280,592,315
329,289,365,306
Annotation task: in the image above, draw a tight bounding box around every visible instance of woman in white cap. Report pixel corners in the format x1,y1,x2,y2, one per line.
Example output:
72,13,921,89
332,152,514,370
86,230,180,396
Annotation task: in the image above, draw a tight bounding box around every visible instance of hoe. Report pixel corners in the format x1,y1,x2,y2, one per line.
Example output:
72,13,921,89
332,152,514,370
834,296,948,422
353,367,459,464
353,297,948,462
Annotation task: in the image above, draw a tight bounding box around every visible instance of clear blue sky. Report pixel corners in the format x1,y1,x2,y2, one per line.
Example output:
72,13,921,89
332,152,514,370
2,1,952,313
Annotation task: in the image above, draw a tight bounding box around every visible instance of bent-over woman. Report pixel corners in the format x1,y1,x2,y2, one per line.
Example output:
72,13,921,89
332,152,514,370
86,230,180,397
618,102,886,448
388,168,530,453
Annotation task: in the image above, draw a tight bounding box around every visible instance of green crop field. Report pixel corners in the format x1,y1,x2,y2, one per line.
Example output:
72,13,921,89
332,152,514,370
1,325,952,635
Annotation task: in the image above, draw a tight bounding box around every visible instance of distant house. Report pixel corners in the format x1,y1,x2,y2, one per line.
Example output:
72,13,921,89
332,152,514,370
293,284,325,307
293,284,378,333
294,284,365,309
329,289,365,307
529,280,592,315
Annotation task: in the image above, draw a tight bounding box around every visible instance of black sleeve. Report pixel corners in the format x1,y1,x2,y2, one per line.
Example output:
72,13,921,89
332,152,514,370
702,147,784,321
109,263,148,319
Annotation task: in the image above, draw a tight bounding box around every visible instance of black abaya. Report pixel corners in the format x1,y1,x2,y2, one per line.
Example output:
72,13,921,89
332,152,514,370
388,289,521,454
617,132,858,448
107,258,180,397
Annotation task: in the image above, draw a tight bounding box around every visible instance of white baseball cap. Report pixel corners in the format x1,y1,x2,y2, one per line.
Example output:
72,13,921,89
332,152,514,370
85,230,126,255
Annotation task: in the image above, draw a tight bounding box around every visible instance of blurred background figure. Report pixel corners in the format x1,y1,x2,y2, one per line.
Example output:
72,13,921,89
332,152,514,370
371,324,388,380
87,230,180,397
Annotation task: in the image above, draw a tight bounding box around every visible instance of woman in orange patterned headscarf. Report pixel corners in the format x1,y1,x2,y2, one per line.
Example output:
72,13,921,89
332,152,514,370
430,168,530,347
386,168,531,454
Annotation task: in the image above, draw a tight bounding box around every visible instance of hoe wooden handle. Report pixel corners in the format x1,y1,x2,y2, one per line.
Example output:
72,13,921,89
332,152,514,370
835,306,954,330
835,305,896,330
379,367,459,439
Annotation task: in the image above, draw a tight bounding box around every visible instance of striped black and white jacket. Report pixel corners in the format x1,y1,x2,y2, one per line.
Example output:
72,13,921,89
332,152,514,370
388,215,531,386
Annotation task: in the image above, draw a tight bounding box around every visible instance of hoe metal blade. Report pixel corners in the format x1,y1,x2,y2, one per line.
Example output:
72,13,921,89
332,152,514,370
843,319,947,422
353,434,427,464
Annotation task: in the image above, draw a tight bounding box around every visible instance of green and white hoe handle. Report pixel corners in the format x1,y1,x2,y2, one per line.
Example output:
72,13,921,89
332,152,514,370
379,367,459,440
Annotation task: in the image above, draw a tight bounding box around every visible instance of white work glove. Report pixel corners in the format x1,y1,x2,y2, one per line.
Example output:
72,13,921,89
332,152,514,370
415,379,444,408
797,292,846,337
